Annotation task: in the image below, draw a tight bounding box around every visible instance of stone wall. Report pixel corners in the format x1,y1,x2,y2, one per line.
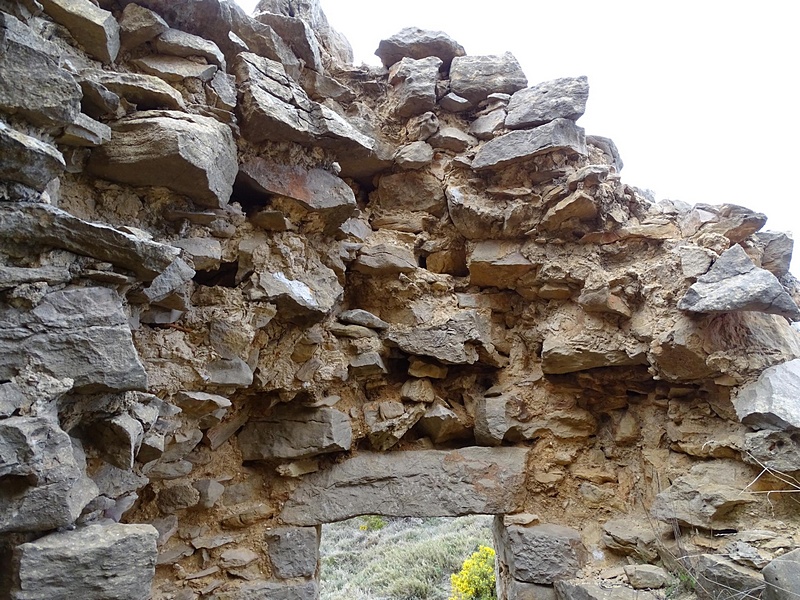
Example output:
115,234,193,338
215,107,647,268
1,1,800,599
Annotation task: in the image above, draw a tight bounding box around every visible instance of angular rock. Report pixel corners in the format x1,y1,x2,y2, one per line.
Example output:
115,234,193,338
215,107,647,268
140,256,195,304
373,170,446,216
744,429,800,472
157,482,200,513
349,352,388,377
601,519,658,561
205,357,253,387
428,126,477,153
400,378,436,404
376,27,464,68
623,564,669,589
255,11,322,71
118,3,168,52
587,135,624,171
219,547,259,569
418,402,471,444
172,238,222,271
0,287,147,392
754,231,794,278
694,554,765,600
540,191,597,231
385,310,492,365
154,27,226,68
0,122,65,191
265,527,319,579
214,580,318,600
678,244,800,320
238,406,352,461
763,547,800,600
440,92,471,112
131,55,217,82
494,519,587,584
389,56,442,118
280,447,528,525
40,0,120,63
364,401,426,450
554,581,658,600
88,413,144,470
0,417,98,533
237,158,356,229
249,268,341,324
10,523,158,600
339,309,390,330
450,53,527,106
696,203,767,243
505,76,589,129
0,13,82,129
88,110,237,208
469,108,506,140
472,118,587,171
0,202,180,281
734,358,800,430
353,244,417,275
80,69,185,110
395,141,435,169
56,113,113,147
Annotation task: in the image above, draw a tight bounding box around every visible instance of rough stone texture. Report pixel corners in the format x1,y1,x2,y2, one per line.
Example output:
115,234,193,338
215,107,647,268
505,76,589,129
376,27,465,68
450,52,527,105
280,447,528,525
623,564,669,589
265,526,319,579
0,287,147,392
763,547,800,600
214,579,319,600
238,405,352,460
39,0,119,62
11,524,158,599
733,358,800,430
154,27,225,67
494,519,587,585
80,69,186,111
0,417,98,533
118,3,168,52
554,581,659,600
0,122,65,191
678,244,800,320
694,554,766,600
389,56,442,118
472,118,587,171
131,55,218,82
744,429,800,472
87,111,237,208
254,11,322,72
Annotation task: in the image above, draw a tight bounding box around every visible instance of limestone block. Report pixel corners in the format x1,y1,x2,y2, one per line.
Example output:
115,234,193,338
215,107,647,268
40,0,120,63
0,287,147,392
753,231,794,278
349,352,388,377
172,238,222,271
80,69,185,111
0,203,180,281
389,56,442,118
157,483,200,514
695,203,767,243
554,581,658,600
174,391,231,418
472,118,587,171
505,76,589,129
249,268,341,324
339,309,389,330
428,126,477,153
140,257,195,304
205,357,253,387
494,519,587,584
0,122,65,191
279,447,528,525
502,580,556,600
131,55,217,82
238,157,356,229
418,402,471,444
0,417,98,533
56,113,113,147
733,358,800,430
11,524,157,600
373,170,446,216
601,519,658,561
154,27,226,68
238,406,352,461
541,327,648,375
408,357,448,379
469,241,534,288
540,191,598,231
440,92,471,112
678,245,800,320
763,547,800,600
208,70,238,111
219,547,259,569
395,141,435,169
623,564,669,589
0,13,82,129
353,244,417,275
254,11,323,72
118,3,168,52
87,111,237,208
364,401,426,451
265,526,320,579
470,108,506,140
193,479,225,509
88,413,144,470
744,429,800,472
400,378,436,403
213,580,318,600
694,554,765,600
450,53,527,106
375,27,465,68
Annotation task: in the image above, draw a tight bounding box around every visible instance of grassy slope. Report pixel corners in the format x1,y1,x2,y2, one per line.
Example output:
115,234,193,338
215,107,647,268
320,515,494,600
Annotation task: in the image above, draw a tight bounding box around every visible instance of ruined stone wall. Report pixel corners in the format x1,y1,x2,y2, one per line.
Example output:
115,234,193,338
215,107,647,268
2,1,800,599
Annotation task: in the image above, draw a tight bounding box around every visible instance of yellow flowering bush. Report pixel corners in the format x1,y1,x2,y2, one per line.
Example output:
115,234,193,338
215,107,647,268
449,545,496,600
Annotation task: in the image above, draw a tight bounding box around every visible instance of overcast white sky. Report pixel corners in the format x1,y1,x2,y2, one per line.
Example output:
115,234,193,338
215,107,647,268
238,1,800,272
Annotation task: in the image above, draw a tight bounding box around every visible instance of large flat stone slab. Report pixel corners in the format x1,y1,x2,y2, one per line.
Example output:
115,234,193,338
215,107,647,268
0,287,147,392
472,118,587,171
505,76,589,129
87,110,237,208
80,69,185,111
449,52,527,105
10,523,157,599
375,27,465,68
279,446,528,525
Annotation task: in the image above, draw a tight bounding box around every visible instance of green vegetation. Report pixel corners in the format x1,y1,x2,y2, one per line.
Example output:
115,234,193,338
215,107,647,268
449,545,497,600
320,515,494,600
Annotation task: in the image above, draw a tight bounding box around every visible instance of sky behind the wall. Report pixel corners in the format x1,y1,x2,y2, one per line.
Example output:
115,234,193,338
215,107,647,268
237,0,800,272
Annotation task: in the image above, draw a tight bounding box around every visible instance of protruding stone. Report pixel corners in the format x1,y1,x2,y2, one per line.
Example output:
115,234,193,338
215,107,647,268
280,447,528,525
10,524,158,600
118,3,169,52
88,111,237,208
763,547,800,600
172,238,222,271
440,92,471,112
349,352,388,377
744,429,800,472
505,76,589,129
254,11,323,72
450,52,527,106
623,564,669,589
678,244,800,320
733,358,800,430
40,0,120,63
469,108,506,140
472,118,587,171
428,126,477,153
157,482,200,514
694,554,765,600
400,378,436,403
353,244,417,275
386,310,492,365
364,401,426,450
373,170,446,216
375,27,465,68
389,56,442,118
56,113,112,147
339,309,390,330
154,27,226,68
81,69,185,111
238,406,352,461
419,402,471,444
0,122,65,191
131,55,218,82
265,527,320,579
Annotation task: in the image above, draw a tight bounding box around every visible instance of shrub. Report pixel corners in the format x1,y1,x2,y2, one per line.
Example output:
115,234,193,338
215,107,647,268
358,515,387,531
449,545,496,600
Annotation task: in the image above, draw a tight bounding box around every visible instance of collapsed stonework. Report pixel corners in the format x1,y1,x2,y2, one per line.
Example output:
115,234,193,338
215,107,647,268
1,0,800,599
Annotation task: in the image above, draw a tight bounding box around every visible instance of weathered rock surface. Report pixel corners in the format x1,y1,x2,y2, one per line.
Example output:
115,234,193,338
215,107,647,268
0,122,65,191
385,310,493,364
733,358,800,430
678,245,800,320
694,554,765,600
763,547,800,600
280,447,528,525
389,56,442,117
265,526,319,579
80,69,186,111
40,0,120,63
11,524,158,599
88,111,237,208
118,3,168,52
376,27,465,68
505,76,589,129
450,53,527,105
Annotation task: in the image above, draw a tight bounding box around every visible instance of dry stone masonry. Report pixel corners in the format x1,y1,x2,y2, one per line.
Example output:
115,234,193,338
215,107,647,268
1,1,800,599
